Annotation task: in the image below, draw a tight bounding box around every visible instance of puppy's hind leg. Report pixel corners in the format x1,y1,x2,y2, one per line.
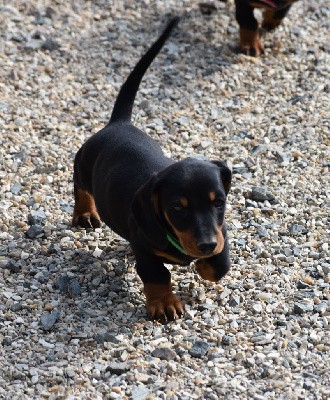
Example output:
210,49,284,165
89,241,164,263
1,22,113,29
72,185,102,229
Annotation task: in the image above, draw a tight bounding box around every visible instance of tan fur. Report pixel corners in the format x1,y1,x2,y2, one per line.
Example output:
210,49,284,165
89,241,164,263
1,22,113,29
239,27,264,56
195,259,217,282
72,188,100,225
144,283,184,320
164,212,224,258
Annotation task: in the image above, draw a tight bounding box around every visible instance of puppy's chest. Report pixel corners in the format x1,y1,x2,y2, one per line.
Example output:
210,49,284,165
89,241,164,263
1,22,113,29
154,248,193,266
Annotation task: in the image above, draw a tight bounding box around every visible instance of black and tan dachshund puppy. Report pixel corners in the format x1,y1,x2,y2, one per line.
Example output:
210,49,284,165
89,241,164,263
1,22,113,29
72,18,232,321
235,0,299,56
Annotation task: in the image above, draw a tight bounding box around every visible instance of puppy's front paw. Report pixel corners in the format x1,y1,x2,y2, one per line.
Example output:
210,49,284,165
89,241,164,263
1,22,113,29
195,259,218,282
239,28,264,57
144,283,184,322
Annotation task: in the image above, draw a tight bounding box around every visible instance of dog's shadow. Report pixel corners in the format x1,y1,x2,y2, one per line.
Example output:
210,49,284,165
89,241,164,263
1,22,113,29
51,227,148,330
53,222,199,331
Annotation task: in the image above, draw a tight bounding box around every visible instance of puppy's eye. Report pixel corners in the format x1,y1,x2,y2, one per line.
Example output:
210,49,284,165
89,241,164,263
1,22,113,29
213,199,224,209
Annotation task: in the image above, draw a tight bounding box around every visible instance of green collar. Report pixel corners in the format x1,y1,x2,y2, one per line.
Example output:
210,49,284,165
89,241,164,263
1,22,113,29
165,230,187,255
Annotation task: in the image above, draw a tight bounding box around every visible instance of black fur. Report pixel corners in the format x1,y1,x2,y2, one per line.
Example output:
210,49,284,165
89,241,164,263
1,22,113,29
73,18,232,320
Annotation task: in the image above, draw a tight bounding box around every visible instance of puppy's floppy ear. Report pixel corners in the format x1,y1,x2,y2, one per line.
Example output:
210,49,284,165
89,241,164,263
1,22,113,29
211,160,232,195
131,174,167,249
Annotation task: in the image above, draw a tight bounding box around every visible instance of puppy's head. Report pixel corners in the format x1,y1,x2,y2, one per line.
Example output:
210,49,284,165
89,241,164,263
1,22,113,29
132,158,231,257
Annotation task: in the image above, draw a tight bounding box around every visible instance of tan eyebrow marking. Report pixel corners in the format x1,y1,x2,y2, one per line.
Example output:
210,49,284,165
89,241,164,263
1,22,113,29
180,197,188,207
209,192,216,202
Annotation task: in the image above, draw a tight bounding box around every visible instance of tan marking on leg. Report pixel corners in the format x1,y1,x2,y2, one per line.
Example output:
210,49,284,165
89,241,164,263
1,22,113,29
72,187,101,228
144,283,184,321
240,28,264,57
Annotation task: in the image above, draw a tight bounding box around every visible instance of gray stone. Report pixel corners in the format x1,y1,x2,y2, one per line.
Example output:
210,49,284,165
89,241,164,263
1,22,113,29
293,302,314,314
131,385,150,400
275,150,290,163
314,302,328,315
59,201,73,213
283,248,293,257
68,278,81,298
56,275,70,294
25,225,44,239
309,251,320,259
10,183,22,194
189,340,210,358
228,296,240,307
289,224,305,236
292,246,301,256
297,280,311,289
106,362,129,375
250,187,276,202
221,335,234,345
252,332,273,345
6,260,21,273
251,144,268,155
303,371,320,380
41,38,60,51
47,244,60,255
245,199,257,207
10,302,23,312
40,309,60,330
94,333,120,344
28,210,46,226
25,39,43,50
257,226,268,238
321,263,330,275
151,347,176,361
97,285,110,297
236,239,246,247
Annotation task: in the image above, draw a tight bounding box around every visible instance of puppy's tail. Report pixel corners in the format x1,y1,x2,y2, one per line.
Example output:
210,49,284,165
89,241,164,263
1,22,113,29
109,17,179,124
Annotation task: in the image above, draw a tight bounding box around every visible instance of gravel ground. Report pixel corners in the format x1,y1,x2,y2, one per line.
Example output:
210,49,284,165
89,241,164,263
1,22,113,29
0,0,329,399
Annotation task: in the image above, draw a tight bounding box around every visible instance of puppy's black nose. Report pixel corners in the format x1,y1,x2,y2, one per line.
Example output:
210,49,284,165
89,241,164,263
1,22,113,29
197,241,217,254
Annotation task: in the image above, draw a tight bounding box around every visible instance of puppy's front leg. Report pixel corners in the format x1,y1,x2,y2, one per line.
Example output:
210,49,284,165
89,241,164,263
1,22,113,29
195,238,231,282
132,244,184,321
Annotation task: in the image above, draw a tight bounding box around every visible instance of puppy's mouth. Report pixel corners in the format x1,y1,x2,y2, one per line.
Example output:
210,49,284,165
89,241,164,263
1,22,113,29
163,212,225,258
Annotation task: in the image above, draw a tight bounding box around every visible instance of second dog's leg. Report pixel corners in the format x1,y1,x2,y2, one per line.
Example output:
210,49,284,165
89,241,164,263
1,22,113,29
235,0,264,56
262,4,292,31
